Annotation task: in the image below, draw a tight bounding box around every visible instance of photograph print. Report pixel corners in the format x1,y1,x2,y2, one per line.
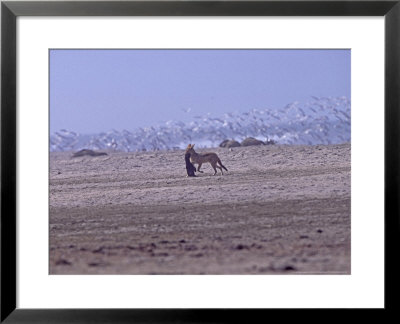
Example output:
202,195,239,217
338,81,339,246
49,49,351,274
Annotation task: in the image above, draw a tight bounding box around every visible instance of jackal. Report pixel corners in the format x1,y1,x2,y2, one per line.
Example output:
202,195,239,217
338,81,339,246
185,144,228,175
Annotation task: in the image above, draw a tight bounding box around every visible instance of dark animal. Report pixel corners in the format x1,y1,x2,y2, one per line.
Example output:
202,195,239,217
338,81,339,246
241,137,265,147
185,152,197,177
72,149,107,158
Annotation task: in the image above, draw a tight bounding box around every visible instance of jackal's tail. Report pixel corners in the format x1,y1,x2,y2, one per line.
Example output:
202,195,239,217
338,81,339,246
218,158,228,171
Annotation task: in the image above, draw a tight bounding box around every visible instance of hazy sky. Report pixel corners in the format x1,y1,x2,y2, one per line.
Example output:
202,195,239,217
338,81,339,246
50,49,350,134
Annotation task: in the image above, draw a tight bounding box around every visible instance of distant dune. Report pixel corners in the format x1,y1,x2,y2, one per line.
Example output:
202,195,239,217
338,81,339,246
50,144,351,274
50,96,351,152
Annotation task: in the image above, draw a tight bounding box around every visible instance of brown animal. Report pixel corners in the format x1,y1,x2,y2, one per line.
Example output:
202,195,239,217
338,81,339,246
185,144,228,175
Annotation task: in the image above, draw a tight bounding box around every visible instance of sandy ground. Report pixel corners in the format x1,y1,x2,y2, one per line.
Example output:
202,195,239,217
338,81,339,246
49,144,351,274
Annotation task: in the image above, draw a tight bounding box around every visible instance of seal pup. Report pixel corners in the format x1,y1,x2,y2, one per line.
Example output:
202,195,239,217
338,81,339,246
185,152,197,177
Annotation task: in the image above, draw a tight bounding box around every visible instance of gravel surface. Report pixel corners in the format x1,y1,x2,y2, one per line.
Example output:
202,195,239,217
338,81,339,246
49,144,351,274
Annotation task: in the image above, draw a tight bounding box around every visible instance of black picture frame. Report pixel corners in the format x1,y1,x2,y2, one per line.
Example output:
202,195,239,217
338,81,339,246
1,0,399,322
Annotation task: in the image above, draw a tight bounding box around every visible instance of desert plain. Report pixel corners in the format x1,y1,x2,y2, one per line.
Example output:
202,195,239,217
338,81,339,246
49,143,350,274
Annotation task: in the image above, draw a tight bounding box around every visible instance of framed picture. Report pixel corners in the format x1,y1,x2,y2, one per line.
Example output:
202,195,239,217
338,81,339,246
1,0,399,322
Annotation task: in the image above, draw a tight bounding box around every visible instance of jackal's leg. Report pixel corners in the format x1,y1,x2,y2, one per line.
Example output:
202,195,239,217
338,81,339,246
212,162,222,175
217,159,228,172
197,163,203,173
